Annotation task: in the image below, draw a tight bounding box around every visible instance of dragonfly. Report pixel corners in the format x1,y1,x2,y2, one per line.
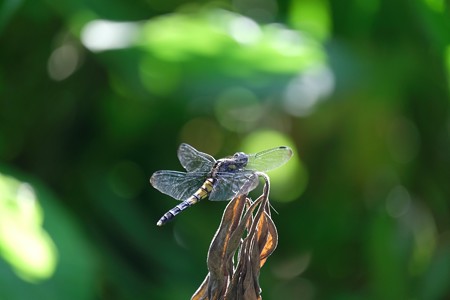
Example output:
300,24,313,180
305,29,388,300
150,143,293,226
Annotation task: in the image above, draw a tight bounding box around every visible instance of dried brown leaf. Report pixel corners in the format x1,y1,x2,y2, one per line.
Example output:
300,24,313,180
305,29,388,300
204,194,247,299
259,213,278,267
242,257,258,300
224,197,265,300
256,214,269,255
223,197,263,263
191,274,210,300
193,173,278,300
207,194,246,275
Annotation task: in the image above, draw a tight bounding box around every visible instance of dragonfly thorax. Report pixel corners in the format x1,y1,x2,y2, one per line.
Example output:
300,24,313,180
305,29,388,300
210,153,248,177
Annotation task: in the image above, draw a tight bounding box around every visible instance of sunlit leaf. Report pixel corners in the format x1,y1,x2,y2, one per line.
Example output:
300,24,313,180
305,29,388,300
0,172,57,281
140,9,325,74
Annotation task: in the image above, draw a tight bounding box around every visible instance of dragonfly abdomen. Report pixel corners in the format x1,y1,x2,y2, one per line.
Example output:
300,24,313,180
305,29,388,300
193,177,215,201
157,178,215,226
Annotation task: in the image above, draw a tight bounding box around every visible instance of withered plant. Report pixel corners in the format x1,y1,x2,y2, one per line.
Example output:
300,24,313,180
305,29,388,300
192,173,278,300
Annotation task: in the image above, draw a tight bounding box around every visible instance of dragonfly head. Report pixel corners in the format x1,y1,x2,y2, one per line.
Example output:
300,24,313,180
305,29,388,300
232,152,248,166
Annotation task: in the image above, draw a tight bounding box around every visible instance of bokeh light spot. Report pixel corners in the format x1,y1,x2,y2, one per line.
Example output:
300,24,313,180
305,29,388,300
283,65,334,117
47,44,80,81
228,16,261,45
108,161,146,199
173,223,190,250
271,277,315,300
289,0,331,41
401,202,437,275
140,57,181,96
81,20,139,52
272,252,312,279
214,87,262,133
240,130,307,202
423,0,444,12
271,27,305,57
385,185,411,218
179,117,224,157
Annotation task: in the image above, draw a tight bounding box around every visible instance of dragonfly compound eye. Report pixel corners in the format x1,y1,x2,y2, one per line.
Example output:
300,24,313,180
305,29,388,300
233,152,248,165
233,152,245,158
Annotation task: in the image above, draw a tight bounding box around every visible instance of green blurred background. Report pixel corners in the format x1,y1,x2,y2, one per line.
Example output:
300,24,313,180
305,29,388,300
1,0,450,299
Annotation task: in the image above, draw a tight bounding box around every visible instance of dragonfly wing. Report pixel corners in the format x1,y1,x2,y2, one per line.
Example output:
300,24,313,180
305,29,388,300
150,170,206,201
177,143,216,172
209,172,259,201
245,146,293,172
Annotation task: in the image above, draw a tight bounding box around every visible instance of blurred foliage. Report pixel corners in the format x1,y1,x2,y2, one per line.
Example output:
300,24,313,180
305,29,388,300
1,0,450,299
0,171,57,282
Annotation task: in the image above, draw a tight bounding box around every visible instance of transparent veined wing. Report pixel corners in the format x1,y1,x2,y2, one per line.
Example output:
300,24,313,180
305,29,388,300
245,146,293,172
177,143,216,172
209,171,259,201
150,170,207,201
